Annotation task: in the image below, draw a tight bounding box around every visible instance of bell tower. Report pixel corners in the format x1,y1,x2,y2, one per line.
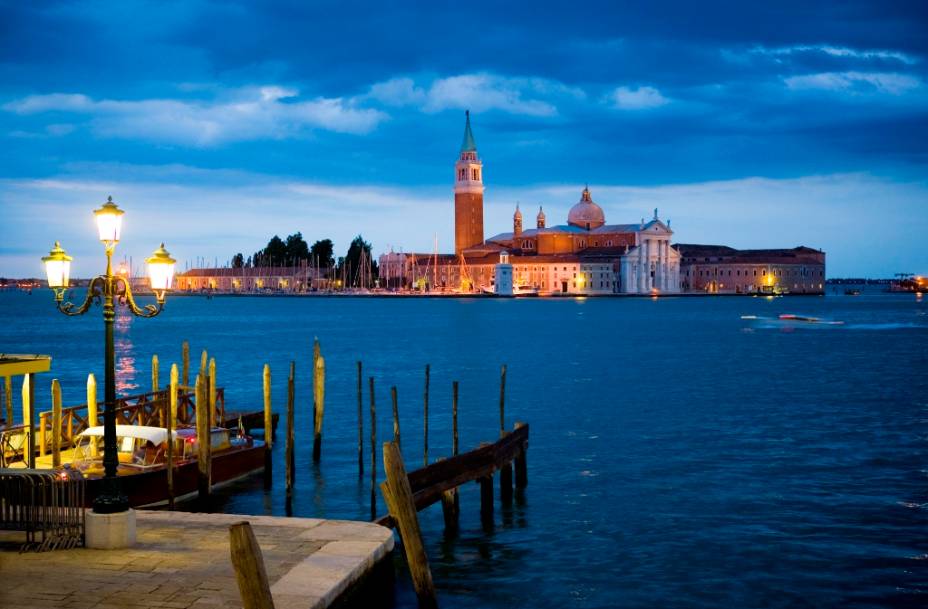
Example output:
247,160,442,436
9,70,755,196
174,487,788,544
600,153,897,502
454,111,484,255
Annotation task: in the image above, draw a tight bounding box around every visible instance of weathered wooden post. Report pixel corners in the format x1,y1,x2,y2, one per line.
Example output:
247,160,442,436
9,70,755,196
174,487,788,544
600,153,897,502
286,362,295,505
313,353,325,462
51,379,62,467
478,443,494,529
195,374,211,500
439,457,459,534
498,364,512,504
391,386,400,450
381,441,438,609
514,421,528,489
369,376,376,520
200,349,208,380
168,364,177,509
209,357,217,427
23,374,35,469
4,376,13,426
263,364,272,488
181,341,190,387
152,354,160,393
423,364,430,467
39,412,47,457
357,361,363,476
229,521,276,609
452,381,459,456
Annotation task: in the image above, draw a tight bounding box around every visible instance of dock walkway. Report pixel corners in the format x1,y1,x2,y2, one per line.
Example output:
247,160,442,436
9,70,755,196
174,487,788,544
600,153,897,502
0,511,394,609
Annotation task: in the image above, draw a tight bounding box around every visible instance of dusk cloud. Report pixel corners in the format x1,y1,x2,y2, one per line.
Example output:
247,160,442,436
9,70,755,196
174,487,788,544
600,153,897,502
3,87,388,145
783,71,922,95
608,86,670,110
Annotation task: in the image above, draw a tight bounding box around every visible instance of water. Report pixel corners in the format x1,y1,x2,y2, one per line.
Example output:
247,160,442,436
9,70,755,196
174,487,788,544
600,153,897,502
2,290,927,608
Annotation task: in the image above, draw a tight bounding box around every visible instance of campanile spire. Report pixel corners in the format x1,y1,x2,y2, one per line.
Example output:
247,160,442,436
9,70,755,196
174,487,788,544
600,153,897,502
454,110,484,255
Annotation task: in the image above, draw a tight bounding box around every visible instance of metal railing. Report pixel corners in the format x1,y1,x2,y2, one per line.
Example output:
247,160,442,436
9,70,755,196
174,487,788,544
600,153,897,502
0,469,85,551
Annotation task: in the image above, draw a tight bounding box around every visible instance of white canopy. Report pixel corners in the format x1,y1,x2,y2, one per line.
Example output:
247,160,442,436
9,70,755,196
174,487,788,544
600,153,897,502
78,425,172,445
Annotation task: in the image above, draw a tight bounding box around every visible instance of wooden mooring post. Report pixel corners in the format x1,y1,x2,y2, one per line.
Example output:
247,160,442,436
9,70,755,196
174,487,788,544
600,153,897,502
168,363,177,509
286,362,295,506
423,364,430,467
391,386,400,449
313,351,325,463
229,521,275,609
209,358,217,427
514,421,528,489
51,379,62,468
181,341,190,387
498,364,512,504
195,374,211,500
357,361,363,476
3,375,11,427
23,374,35,469
263,364,272,489
86,373,97,427
369,376,377,520
440,380,461,532
380,441,438,609
152,354,160,393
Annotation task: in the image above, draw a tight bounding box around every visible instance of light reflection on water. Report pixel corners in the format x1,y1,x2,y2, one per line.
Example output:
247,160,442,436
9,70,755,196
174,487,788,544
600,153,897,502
115,308,138,394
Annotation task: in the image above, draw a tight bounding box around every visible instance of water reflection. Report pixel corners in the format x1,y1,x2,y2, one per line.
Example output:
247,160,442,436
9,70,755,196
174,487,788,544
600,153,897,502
114,308,138,394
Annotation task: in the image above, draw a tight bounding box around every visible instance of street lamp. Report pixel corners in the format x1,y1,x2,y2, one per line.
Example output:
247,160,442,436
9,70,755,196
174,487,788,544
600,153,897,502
42,196,175,514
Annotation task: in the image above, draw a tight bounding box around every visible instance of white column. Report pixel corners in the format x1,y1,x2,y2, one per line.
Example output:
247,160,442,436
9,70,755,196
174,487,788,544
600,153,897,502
660,240,668,290
655,239,663,290
637,238,645,293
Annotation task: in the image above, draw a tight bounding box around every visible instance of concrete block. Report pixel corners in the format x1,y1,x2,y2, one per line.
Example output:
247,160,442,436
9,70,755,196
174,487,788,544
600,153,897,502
85,509,137,549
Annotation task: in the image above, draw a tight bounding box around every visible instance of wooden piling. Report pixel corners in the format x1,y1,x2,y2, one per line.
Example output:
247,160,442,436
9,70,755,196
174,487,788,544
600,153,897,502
286,362,295,503
23,374,35,469
357,361,363,476
313,354,325,462
209,358,217,428
195,374,211,499
423,364,430,467
452,381,459,456
263,364,272,489
380,441,438,609
4,376,13,426
369,376,376,520
200,349,208,380
479,474,494,528
514,421,528,489
168,364,177,509
181,341,190,387
498,364,512,503
51,379,62,467
39,412,47,457
152,354,160,394
391,386,400,450
229,521,276,609
438,456,459,534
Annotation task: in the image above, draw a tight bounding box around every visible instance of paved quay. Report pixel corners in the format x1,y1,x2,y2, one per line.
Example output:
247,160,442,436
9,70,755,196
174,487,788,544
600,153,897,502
0,510,395,609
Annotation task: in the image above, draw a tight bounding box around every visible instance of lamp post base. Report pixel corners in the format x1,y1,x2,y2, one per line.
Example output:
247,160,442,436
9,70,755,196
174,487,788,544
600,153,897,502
92,491,130,514
85,508,136,549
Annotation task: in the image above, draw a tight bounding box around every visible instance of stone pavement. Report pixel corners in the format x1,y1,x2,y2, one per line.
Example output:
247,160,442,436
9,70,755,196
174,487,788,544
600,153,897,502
0,510,394,609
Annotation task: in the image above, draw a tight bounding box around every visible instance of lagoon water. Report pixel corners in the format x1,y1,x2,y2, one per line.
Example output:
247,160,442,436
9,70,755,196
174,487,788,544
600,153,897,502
2,289,927,608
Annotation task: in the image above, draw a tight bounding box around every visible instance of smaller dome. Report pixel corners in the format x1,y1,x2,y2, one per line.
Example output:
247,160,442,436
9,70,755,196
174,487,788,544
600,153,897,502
513,204,522,219
536,206,545,221
567,187,605,230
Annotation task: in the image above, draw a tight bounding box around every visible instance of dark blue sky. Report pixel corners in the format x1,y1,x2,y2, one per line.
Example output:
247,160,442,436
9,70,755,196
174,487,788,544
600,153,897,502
1,0,926,276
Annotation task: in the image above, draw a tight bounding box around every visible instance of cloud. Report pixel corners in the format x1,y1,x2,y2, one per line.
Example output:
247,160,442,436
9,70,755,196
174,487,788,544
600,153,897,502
3,86,388,145
368,73,574,116
750,45,918,65
608,86,669,110
784,71,922,95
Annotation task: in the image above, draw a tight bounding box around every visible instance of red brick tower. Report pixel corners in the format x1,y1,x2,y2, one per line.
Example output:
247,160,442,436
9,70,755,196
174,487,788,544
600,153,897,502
454,111,484,255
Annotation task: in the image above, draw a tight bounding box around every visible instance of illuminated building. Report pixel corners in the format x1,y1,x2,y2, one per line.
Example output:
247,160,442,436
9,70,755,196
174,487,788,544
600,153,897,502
676,244,826,294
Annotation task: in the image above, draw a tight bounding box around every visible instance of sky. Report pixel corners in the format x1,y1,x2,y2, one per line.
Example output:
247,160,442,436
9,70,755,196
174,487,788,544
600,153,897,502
1,0,926,278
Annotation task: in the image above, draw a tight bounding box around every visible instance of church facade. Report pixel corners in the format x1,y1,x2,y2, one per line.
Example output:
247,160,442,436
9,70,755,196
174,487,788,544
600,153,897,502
379,113,682,295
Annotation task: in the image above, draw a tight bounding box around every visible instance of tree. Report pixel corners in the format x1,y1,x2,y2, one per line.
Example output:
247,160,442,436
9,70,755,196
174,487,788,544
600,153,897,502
232,253,244,268
285,232,310,263
310,239,335,269
342,234,379,287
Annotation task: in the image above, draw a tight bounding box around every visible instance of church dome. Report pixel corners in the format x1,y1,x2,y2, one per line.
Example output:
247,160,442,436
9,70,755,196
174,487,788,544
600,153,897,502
567,187,605,230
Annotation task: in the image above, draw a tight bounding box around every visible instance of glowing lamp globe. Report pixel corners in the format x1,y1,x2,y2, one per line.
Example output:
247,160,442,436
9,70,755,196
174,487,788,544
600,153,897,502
93,196,124,243
42,241,73,288
146,243,176,291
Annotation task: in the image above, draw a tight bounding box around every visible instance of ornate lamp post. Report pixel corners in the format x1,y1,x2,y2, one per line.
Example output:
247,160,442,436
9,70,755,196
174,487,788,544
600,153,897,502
42,196,175,514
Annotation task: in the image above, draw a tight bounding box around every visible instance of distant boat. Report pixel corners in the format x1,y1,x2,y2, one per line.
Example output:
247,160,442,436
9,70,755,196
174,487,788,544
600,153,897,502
741,314,844,326
844,289,861,296
514,284,540,297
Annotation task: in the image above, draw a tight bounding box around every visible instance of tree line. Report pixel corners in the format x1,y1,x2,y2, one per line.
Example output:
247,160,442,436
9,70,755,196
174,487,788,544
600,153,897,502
231,232,379,282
